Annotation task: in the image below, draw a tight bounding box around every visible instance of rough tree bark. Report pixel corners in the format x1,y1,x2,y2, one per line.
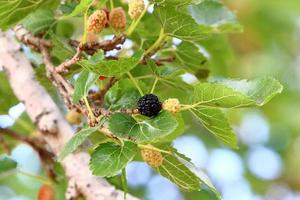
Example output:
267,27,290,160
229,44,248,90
0,31,137,200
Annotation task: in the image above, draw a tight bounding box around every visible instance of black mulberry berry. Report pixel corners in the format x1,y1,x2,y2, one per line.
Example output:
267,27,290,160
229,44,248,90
137,94,162,117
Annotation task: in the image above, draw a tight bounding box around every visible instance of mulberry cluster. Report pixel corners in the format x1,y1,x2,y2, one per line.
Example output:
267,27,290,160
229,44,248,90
141,145,164,168
109,7,127,31
128,0,145,20
162,98,181,114
137,94,162,117
88,10,108,33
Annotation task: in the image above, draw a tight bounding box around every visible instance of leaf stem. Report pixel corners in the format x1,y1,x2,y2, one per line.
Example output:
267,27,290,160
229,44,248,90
145,28,167,56
121,168,127,200
82,11,89,44
138,144,173,155
126,4,151,36
150,77,159,93
127,72,144,96
110,0,114,9
83,96,96,120
17,170,52,185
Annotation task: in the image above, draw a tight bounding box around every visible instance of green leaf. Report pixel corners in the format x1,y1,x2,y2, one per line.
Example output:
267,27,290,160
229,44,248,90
192,77,283,108
0,0,58,30
0,155,17,174
153,6,207,42
174,41,207,73
72,70,98,103
159,113,185,142
104,79,141,110
190,107,237,148
0,72,18,114
58,122,104,161
108,111,178,143
188,0,243,33
50,32,75,61
22,9,55,34
90,141,137,177
174,153,222,199
79,51,143,76
67,0,93,17
151,0,192,7
154,153,201,191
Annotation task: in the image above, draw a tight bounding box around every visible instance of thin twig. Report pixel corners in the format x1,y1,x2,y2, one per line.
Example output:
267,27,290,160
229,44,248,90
69,34,126,55
55,46,82,73
0,128,56,181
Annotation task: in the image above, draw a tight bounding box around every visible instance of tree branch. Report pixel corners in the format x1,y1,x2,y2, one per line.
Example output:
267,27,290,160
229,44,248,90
0,30,137,200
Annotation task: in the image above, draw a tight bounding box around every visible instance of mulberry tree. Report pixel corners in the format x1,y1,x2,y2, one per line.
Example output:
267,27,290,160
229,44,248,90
0,0,283,199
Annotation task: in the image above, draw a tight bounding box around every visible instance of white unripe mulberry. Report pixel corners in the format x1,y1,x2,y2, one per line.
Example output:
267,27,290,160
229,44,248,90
141,145,163,168
109,7,127,31
88,10,108,33
162,98,180,114
128,0,145,20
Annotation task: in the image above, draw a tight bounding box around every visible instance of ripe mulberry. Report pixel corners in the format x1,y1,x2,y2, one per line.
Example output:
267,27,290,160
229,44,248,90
109,7,127,31
162,98,181,114
137,94,162,117
38,184,55,200
88,10,108,33
141,145,163,168
128,0,145,20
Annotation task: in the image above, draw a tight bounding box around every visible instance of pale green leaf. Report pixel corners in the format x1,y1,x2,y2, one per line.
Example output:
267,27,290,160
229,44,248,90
67,0,93,17
0,0,58,30
72,70,98,103
192,77,283,108
188,0,243,33
151,0,192,7
90,141,137,177
190,107,237,148
108,111,178,143
155,154,201,191
79,51,143,76
153,6,207,42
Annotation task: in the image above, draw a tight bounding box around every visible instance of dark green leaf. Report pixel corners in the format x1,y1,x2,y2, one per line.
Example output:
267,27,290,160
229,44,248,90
174,41,207,73
0,155,17,174
108,111,178,143
22,9,55,34
104,79,141,110
0,72,18,114
79,51,143,76
50,32,75,61
58,122,104,161
90,141,137,177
